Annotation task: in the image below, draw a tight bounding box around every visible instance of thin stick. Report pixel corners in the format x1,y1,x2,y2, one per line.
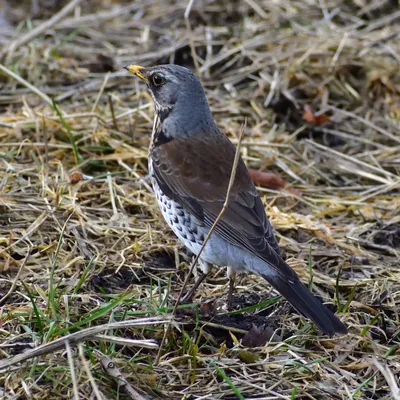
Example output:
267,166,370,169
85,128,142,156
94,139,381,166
0,248,31,307
108,93,119,131
42,115,49,171
66,341,80,400
155,120,246,364
107,172,118,217
0,316,170,370
372,358,400,400
3,0,83,61
306,139,398,180
91,72,111,114
0,64,53,107
329,106,400,145
96,351,148,400
78,345,105,400
0,212,49,256
244,0,269,19
184,0,200,76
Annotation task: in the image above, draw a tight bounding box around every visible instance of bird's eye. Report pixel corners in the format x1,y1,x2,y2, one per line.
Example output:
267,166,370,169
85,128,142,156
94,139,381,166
152,73,165,86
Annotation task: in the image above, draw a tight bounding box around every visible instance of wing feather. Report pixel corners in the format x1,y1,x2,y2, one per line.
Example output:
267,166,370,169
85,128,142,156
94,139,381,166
151,131,295,279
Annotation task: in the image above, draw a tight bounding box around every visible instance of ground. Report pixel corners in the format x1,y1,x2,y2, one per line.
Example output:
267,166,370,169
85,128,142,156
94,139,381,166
0,0,399,399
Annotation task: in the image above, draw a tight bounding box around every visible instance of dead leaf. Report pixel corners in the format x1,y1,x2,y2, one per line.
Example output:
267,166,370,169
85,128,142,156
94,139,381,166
200,300,216,316
242,324,281,347
248,169,286,190
69,171,84,185
248,169,302,196
303,104,332,125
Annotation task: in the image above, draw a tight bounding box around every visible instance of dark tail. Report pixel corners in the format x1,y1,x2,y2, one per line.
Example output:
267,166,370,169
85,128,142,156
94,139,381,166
262,274,347,336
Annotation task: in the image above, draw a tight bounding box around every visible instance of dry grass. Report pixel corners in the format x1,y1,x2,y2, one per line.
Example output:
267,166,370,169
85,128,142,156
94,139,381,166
0,0,400,399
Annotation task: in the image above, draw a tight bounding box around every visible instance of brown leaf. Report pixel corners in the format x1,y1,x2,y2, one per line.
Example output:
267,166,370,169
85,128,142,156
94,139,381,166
200,300,216,316
248,169,286,190
242,324,281,347
69,171,84,185
303,104,332,125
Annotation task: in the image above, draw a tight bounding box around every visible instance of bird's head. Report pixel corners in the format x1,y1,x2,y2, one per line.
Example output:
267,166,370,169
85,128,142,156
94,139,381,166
125,64,215,138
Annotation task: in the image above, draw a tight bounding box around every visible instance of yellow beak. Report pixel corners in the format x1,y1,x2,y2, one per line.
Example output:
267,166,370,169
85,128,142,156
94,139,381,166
124,64,148,83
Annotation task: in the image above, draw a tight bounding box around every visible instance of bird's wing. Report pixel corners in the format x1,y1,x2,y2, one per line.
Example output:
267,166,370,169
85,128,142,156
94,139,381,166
151,131,348,336
151,131,295,280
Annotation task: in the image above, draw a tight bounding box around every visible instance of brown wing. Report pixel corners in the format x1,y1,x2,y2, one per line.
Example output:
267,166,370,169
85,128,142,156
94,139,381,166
152,131,348,335
151,131,295,280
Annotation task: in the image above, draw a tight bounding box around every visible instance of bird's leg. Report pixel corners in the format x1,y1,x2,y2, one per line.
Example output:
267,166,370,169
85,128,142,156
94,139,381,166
227,266,236,310
181,273,207,303
181,260,211,303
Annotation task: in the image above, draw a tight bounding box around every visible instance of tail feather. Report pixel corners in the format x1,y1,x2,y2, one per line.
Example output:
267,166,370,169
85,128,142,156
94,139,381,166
262,274,347,336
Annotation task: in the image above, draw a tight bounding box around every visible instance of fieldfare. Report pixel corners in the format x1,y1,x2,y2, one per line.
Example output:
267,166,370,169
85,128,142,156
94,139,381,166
125,64,347,336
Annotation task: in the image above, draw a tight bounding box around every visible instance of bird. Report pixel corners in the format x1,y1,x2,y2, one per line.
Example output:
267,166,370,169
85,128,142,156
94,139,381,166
125,63,347,336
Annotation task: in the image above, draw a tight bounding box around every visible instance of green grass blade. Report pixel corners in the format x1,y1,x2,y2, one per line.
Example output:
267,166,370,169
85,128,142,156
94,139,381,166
59,291,132,335
52,99,83,165
226,296,280,316
211,360,246,400
22,282,44,337
73,257,95,294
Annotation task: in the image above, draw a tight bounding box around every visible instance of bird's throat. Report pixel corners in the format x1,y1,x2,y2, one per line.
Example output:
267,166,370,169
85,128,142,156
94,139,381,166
150,113,174,149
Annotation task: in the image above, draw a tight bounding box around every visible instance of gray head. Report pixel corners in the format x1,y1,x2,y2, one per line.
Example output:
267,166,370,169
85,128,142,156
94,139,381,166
125,64,216,138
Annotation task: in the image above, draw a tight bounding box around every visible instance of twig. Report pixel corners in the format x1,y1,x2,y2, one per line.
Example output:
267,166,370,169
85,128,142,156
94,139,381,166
329,32,348,72
155,120,246,364
0,212,49,256
0,316,171,370
91,72,111,116
108,93,119,131
66,341,80,400
184,0,200,76
79,345,105,400
199,321,247,335
0,248,32,307
107,172,118,217
0,64,53,107
244,0,269,19
96,351,148,400
372,358,400,400
329,106,400,145
3,0,83,62
305,140,398,181
42,115,49,171
358,10,400,33
347,236,399,257
91,335,158,349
